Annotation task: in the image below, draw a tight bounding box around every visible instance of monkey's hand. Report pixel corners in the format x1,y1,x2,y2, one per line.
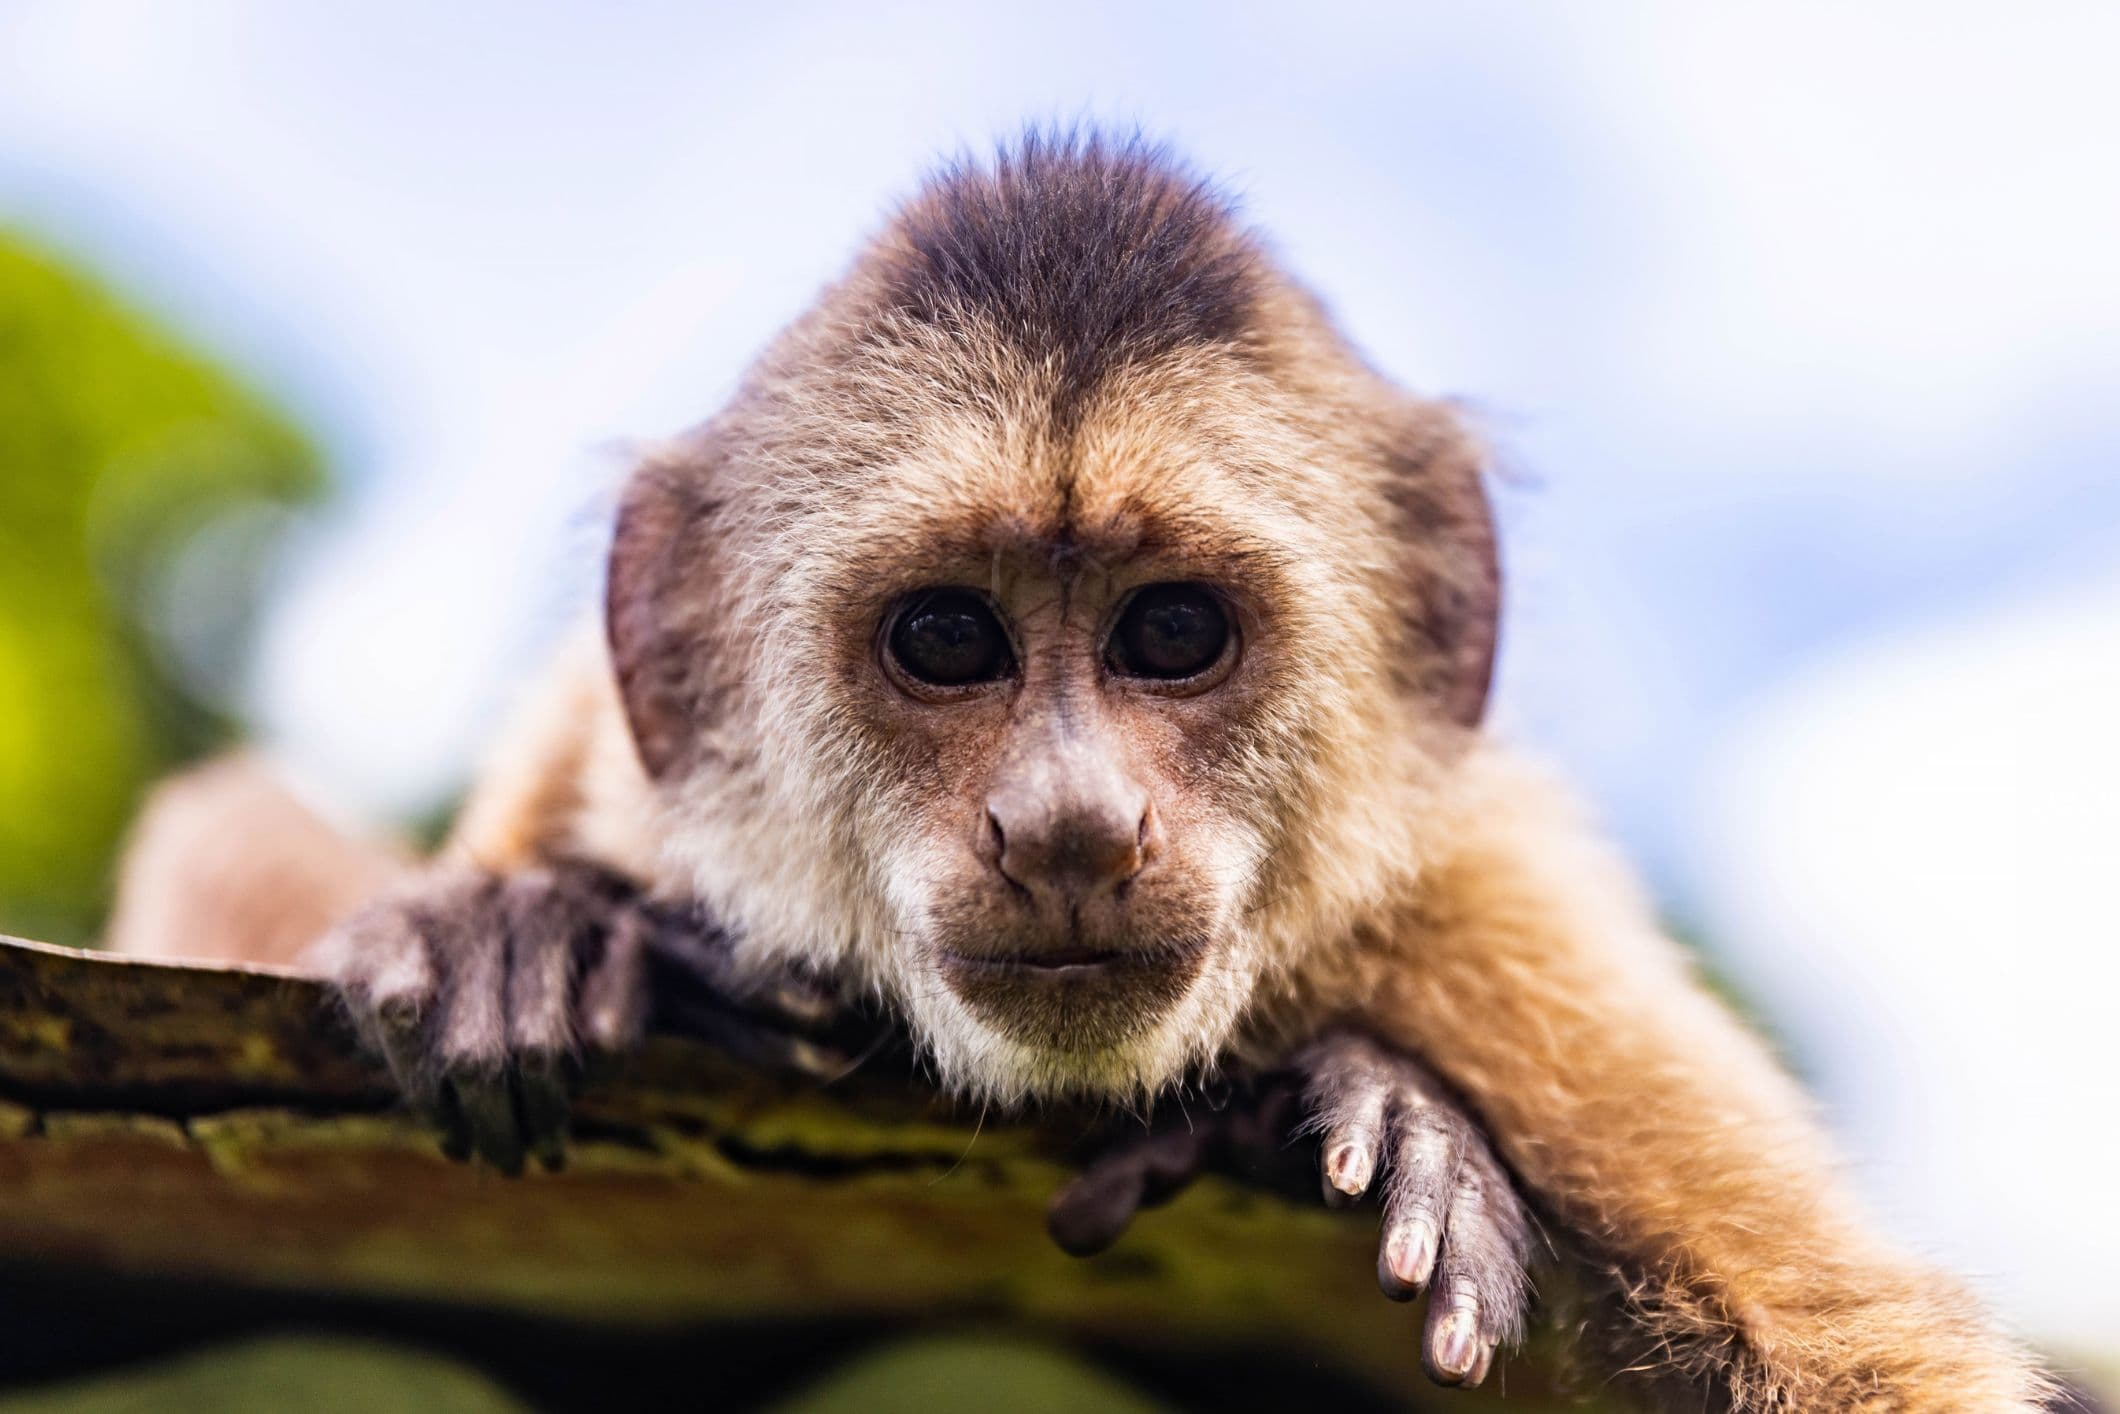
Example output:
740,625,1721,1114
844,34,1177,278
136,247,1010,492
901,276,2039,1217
1046,1032,1535,1389
311,860,847,1174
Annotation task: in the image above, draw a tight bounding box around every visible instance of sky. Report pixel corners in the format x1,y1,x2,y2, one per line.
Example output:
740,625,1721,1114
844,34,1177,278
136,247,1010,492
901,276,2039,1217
2,0,2115,1356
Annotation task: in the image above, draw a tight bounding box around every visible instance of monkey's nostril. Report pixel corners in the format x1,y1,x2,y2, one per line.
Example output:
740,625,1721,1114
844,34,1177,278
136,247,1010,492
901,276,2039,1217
987,807,1036,901
1128,803,1156,877
988,808,1007,855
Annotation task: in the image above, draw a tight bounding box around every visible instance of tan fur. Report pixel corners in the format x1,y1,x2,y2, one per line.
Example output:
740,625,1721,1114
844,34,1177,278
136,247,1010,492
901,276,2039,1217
448,627,665,880
106,753,409,967
1294,751,2052,1411
109,136,2048,1410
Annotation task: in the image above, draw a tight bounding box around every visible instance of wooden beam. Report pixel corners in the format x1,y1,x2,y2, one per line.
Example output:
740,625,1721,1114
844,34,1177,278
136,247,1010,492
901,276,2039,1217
0,935,1580,1408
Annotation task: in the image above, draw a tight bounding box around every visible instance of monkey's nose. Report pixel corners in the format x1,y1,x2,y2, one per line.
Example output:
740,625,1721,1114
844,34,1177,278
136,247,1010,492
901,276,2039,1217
986,795,1151,902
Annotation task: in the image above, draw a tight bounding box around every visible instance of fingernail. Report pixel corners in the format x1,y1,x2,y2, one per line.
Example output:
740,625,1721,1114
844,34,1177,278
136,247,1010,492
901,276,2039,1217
1385,1218,1438,1288
1325,1142,1372,1196
1434,1311,1479,1379
773,984,836,1026
786,1038,844,1075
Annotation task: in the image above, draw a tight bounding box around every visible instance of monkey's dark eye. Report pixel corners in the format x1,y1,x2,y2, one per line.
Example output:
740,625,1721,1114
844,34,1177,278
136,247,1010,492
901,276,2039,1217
886,590,1013,688
1108,583,1231,682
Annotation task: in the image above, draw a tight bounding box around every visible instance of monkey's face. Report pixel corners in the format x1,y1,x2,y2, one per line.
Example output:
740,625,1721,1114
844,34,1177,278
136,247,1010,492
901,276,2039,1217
861,556,1259,1094
618,142,1498,1103
737,378,1440,1104
630,350,1492,1103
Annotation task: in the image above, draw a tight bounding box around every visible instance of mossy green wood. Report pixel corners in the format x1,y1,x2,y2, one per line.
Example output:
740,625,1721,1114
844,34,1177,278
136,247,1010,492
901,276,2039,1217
0,935,1583,1409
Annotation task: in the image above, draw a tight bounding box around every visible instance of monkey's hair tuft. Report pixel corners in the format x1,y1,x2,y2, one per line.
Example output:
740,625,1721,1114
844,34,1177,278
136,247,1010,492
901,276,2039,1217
879,125,1265,421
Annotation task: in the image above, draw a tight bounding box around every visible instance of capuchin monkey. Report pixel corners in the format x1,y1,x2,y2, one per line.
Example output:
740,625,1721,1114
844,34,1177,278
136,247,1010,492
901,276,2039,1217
110,133,2050,1410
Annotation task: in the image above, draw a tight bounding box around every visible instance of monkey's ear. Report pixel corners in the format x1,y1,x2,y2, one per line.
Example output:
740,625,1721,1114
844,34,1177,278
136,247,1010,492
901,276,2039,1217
606,456,715,779
1383,405,1501,729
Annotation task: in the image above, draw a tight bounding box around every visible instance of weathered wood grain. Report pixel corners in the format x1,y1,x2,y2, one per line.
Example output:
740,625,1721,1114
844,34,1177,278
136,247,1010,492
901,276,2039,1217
0,934,1575,1408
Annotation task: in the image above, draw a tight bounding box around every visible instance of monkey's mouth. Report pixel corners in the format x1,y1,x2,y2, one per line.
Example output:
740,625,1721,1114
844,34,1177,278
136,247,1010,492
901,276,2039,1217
946,946,1134,975
936,937,1207,1049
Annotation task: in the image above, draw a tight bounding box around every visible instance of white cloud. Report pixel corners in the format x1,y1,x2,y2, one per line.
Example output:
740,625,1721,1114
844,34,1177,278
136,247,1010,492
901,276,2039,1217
1695,567,2120,1349
1586,2,2120,474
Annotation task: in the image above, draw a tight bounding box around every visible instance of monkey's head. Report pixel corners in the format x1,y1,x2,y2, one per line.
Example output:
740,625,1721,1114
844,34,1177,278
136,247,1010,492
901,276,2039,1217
608,134,1498,1104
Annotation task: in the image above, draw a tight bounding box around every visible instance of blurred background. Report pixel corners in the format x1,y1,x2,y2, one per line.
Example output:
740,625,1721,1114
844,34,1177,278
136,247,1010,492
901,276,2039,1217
1,0,2114,1406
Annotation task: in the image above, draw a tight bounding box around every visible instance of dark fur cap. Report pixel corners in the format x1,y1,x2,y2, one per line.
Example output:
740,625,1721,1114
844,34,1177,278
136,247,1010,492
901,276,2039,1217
877,129,1263,420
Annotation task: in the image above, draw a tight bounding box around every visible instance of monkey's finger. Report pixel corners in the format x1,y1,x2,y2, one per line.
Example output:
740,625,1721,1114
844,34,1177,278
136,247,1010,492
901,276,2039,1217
760,978,840,1031
1421,1165,1534,1388
1046,1158,1148,1257
1220,1075,1302,1156
1435,1152,1536,1348
445,1069,528,1177
369,1000,447,1125
424,888,527,1173
653,992,853,1077
1315,1088,1388,1207
318,906,440,1106
1377,1103,1467,1300
1422,1275,1485,1388
1046,1126,1207,1257
515,1056,572,1173
720,958,841,1031
1130,1124,1211,1211
645,924,840,1033
578,910,652,1052
502,874,582,1053
434,1078,472,1163
500,878,583,1169
640,911,839,1034
1297,1034,1394,1205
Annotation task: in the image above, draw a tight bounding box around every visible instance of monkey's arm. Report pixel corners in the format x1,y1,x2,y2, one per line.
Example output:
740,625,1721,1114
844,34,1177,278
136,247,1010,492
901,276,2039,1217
313,632,845,1171
1350,748,2048,1412
441,626,665,879
101,632,630,975
1048,1033,1535,1389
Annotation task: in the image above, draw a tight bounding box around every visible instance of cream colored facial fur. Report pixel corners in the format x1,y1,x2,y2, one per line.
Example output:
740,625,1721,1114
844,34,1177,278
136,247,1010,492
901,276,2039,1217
644,332,1477,1104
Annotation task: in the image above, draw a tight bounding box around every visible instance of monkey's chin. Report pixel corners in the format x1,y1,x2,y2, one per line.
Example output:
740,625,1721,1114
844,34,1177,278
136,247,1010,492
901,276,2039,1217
936,938,1205,1049
903,949,1237,1107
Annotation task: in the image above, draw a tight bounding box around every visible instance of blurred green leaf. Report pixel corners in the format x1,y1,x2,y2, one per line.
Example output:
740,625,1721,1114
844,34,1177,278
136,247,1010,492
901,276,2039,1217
0,1336,525,1414
0,235,324,945
769,1337,1171,1414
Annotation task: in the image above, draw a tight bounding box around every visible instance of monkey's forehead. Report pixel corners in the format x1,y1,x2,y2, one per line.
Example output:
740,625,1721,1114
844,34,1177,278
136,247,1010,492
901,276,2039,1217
866,131,1272,431
710,134,1387,596
778,368,1361,578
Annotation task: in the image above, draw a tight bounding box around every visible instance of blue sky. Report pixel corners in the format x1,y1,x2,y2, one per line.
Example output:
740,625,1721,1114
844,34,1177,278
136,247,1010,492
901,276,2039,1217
3,1,2116,1356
